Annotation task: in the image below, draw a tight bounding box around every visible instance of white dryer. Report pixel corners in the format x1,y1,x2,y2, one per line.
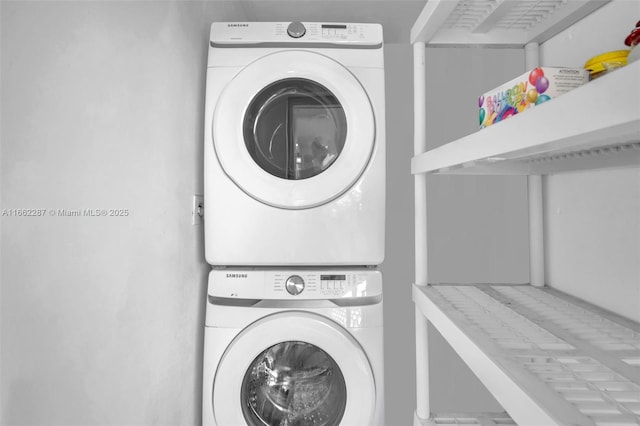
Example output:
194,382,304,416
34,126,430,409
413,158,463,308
204,22,385,266
202,268,384,425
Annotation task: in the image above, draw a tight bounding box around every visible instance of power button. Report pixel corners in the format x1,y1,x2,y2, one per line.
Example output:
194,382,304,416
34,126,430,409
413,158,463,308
285,275,305,295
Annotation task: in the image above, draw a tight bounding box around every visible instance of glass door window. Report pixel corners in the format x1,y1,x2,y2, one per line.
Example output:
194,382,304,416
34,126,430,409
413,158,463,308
244,79,347,180
213,50,376,208
241,341,347,426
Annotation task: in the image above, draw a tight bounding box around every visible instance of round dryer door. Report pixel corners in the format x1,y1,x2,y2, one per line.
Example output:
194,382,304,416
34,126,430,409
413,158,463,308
212,312,376,425
213,50,375,209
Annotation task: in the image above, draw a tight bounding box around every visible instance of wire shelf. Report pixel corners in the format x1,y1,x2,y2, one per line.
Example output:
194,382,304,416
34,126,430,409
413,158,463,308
414,284,640,425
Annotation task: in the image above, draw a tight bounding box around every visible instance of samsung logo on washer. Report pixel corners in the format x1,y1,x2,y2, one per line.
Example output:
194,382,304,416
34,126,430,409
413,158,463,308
227,24,248,27
226,273,248,278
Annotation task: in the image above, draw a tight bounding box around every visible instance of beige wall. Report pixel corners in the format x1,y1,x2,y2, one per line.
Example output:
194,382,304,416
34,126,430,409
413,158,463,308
1,2,215,424
424,46,529,413
382,44,528,421
540,0,640,322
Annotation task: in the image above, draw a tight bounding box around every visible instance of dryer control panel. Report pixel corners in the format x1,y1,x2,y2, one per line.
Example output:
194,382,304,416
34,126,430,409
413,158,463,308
210,22,383,48
208,269,382,300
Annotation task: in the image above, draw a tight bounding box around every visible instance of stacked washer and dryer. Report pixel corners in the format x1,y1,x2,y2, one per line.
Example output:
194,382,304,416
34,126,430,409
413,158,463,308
202,21,386,426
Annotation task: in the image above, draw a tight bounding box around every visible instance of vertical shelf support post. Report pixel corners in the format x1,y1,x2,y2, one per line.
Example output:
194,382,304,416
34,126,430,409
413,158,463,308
413,41,431,423
525,42,545,288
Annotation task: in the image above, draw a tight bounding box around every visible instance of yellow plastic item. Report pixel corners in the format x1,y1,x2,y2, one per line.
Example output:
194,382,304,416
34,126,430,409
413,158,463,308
584,50,630,77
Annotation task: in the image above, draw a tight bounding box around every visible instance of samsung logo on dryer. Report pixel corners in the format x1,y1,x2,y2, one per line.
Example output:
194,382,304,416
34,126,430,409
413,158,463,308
227,24,249,27
226,273,248,278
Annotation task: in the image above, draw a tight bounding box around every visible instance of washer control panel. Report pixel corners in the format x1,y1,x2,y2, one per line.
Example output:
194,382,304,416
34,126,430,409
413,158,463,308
209,269,382,299
210,22,383,47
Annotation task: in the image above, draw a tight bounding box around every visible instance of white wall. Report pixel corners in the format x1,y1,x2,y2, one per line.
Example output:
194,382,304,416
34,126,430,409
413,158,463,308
423,46,530,412
540,0,640,322
423,47,530,286
545,168,640,322
1,2,218,424
381,43,418,424
383,43,530,419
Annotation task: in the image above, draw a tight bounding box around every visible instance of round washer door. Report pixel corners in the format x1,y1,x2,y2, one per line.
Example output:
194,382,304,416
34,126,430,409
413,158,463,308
213,50,375,209
212,312,376,425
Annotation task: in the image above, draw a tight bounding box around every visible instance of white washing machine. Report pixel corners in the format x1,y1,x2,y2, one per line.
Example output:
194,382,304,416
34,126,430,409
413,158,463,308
204,22,385,266
202,268,384,425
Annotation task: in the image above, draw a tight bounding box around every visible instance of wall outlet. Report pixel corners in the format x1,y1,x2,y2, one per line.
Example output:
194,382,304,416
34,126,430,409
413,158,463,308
192,195,204,225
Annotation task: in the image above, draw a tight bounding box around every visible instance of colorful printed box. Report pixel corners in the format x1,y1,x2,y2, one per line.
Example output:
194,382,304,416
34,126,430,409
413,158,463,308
479,67,589,129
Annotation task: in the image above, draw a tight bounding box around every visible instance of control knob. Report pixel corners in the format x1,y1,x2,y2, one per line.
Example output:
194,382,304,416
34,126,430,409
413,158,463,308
285,275,305,295
287,21,306,38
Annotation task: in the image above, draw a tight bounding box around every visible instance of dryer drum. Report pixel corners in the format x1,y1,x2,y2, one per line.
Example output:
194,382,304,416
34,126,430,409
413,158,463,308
243,78,348,181
241,341,347,426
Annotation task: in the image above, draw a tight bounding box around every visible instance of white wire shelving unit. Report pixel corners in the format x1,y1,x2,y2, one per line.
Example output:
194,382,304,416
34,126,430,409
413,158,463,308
411,1,640,425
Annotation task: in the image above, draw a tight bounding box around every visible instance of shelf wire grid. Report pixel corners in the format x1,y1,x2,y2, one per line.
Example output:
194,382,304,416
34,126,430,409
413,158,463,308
427,284,640,425
526,142,640,165
443,0,570,32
